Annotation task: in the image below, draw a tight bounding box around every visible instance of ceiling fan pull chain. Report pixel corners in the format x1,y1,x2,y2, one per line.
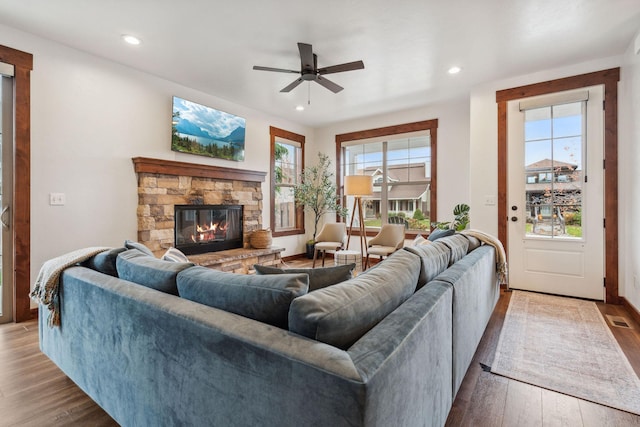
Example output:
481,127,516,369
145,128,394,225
308,82,311,105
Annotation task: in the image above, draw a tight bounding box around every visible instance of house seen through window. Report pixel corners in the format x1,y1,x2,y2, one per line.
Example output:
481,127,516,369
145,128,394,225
336,120,437,235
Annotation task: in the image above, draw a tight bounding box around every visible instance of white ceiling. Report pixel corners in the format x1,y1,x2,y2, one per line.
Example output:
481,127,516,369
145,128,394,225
0,0,639,127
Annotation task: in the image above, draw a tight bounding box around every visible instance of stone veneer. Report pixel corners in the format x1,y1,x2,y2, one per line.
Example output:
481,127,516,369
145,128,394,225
132,157,267,256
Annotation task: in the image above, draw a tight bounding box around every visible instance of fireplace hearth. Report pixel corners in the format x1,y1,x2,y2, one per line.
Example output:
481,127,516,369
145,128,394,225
175,205,243,255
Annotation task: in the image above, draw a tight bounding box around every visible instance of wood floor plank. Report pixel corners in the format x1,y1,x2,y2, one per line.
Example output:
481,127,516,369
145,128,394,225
579,399,640,427
541,389,583,426
458,371,508,427
502,379,543,426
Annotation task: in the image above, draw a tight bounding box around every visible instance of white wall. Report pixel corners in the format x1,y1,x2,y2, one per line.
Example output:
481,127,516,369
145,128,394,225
619,31,640,311
0,24,313,289
313,98,471,227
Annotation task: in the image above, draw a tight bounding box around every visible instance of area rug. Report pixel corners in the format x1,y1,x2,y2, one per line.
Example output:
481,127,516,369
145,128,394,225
491,290,640,415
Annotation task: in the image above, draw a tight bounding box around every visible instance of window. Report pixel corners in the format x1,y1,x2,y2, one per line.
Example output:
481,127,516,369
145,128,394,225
336,120,438,235
270,126,304,236
523,101,584,238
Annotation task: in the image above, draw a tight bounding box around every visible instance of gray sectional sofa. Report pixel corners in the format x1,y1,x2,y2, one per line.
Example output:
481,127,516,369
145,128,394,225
38,233,499,427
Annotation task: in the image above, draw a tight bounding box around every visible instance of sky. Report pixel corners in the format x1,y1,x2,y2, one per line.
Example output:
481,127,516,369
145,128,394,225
173,96,245,139
524,104,583,169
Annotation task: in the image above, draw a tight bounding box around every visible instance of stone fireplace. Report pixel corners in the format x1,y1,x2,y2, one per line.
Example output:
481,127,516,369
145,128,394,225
132,157,266,257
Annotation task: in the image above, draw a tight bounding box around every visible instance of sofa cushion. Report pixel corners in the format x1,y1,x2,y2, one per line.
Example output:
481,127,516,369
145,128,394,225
463,234,482,252
177,266,308,329
116,249,194,295
288,249,420,350
427,228,455,241
82,247,126,277
253,263,355,291
124,239,155,257
437,234,470,266
403,241,451,289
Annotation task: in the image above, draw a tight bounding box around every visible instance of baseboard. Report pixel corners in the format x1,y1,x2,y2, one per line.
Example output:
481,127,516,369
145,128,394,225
620,296,640,327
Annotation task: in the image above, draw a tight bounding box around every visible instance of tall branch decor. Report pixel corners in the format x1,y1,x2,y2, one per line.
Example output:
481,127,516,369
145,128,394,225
293,152,348,242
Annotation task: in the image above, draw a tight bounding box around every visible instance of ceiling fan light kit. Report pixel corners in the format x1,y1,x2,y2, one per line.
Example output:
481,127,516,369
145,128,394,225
253,42,364,94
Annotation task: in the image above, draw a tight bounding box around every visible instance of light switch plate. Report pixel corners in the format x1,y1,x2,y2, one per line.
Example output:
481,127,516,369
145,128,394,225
49,193,66,206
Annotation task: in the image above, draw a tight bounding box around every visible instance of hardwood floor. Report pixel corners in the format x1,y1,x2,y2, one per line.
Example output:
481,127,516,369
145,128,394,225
2,267,640,426
0,321,118,426
445,289,640,427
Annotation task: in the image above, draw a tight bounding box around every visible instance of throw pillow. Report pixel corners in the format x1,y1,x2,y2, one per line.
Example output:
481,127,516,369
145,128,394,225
116,249,194,295
253,263,355,291
177,266,308,329
427,228,455,241
124,239,155,257
82,247,127,277
412,234,431,246
162,247,189,263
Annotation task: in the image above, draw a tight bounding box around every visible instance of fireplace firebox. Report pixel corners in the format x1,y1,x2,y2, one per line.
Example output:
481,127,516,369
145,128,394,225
174,205,243,255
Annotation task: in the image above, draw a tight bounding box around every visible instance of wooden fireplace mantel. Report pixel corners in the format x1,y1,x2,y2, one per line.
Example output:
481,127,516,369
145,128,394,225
132,157,267,183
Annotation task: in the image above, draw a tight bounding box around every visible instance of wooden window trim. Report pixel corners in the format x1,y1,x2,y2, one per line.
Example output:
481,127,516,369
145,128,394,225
269,126,305,237
0,44,33,321
335,119,438,236
496,68,620,303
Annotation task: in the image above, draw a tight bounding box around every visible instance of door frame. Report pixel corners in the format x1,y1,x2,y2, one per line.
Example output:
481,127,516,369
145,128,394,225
0,45,33,321
496,68,620,303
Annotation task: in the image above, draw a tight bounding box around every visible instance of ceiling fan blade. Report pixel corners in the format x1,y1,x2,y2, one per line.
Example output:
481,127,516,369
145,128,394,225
253,65,299,74
280,77,304,93
298,43,314,69
318,60,365,75
315,76,343,93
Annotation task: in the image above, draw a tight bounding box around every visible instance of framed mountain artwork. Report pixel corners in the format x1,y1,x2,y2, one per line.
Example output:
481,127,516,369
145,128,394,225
171,96,246,161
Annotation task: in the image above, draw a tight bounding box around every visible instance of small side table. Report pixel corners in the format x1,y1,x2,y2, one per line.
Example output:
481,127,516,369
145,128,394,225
334,250,363,273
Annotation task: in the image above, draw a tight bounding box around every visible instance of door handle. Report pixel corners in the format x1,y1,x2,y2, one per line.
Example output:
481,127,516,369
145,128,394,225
1,205,9,229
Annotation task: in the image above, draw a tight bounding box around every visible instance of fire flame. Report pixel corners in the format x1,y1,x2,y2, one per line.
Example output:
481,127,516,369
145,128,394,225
190,220,228,243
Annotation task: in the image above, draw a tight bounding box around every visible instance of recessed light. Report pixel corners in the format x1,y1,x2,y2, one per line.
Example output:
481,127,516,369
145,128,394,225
122,35,142,45
448,66,461,74
295,105,304,111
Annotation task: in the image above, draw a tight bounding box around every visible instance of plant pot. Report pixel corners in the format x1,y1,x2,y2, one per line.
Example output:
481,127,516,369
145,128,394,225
306,242,315,259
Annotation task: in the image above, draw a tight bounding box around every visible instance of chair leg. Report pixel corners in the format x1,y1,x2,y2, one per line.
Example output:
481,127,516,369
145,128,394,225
364,253,370,269
312,248,319,268
321,250,326,267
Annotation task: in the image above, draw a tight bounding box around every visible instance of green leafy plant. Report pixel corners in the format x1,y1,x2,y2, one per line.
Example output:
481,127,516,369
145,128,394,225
293,152,348,242
431,203,470,231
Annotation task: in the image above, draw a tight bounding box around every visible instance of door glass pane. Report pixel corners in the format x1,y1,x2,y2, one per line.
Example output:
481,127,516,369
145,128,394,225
524,102,583,239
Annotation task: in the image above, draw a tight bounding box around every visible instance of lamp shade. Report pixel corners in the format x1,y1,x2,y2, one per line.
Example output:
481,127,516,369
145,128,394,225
344,175,373,196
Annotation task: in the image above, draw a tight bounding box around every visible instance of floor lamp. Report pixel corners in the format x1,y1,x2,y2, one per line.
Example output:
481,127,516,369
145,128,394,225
344,175,373,269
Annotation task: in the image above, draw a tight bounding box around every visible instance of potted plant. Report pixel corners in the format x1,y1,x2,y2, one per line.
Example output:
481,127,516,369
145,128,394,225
431,203,470,231
293,153,348,258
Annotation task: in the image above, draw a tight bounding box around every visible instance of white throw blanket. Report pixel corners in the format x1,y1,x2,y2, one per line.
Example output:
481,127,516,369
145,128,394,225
460,229,508,286
31,247,110,327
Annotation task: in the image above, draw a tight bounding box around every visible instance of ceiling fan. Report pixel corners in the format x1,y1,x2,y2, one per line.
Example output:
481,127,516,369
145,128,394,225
253,42,364,93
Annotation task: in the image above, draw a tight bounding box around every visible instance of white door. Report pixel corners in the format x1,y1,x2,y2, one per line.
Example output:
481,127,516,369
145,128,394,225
507,86,604,300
